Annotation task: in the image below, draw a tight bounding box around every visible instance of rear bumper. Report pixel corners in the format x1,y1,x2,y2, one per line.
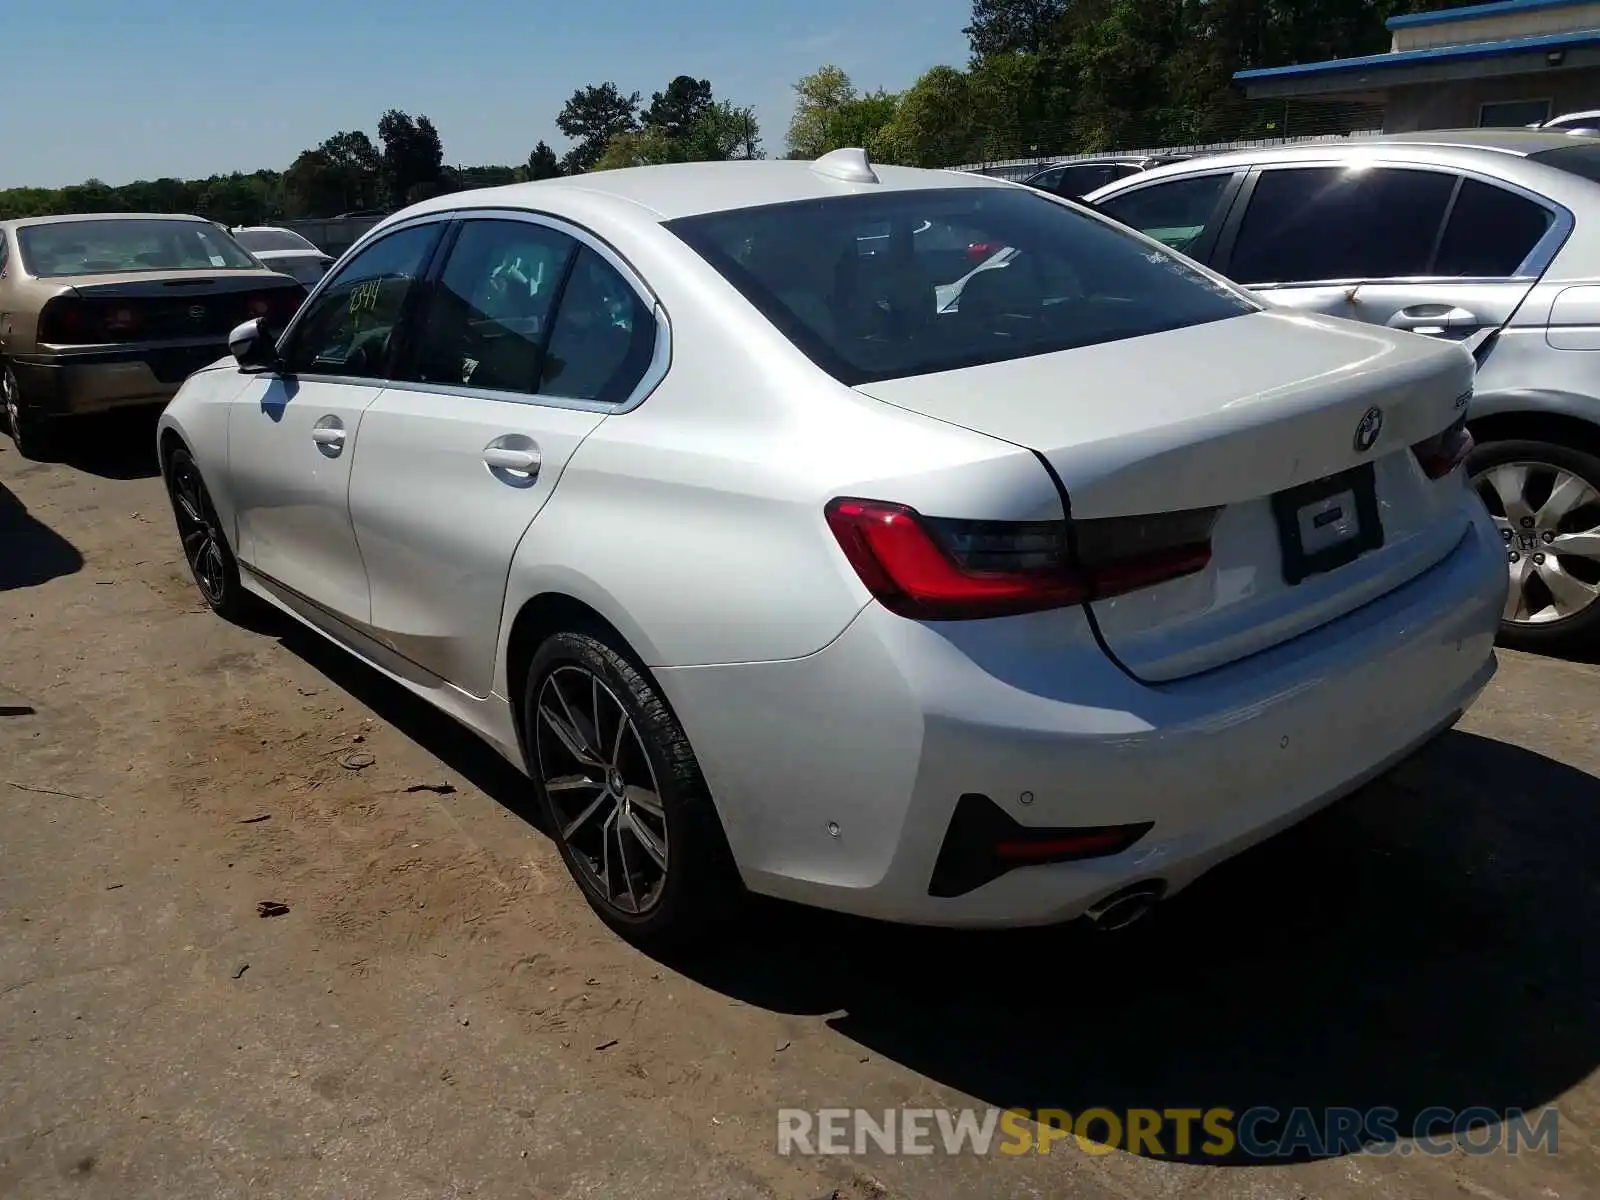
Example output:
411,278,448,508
11,344,227,417
658,503,1505,928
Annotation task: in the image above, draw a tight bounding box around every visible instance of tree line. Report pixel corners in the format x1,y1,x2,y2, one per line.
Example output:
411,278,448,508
0,74,764,225
782,0,1459,165
0,2,1460,223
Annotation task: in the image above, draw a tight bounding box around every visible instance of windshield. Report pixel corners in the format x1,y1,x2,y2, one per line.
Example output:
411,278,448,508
1528,142,1600,183
665,187,1255,385
234,228,318,253
18,218,260,277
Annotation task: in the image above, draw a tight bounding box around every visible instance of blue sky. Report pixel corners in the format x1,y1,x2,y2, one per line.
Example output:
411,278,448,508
2,0,972,189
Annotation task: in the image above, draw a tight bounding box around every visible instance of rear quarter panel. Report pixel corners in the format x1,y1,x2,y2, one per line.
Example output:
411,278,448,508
490,206,1064,683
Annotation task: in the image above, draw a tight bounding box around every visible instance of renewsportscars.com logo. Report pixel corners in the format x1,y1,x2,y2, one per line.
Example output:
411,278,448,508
776,1106,1561,1159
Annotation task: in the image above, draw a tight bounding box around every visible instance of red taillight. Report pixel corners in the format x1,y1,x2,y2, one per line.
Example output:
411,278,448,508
37,296,88,343
824,498,1219,620
966,241,996,263
1411,413,1474,480
246,294,272,318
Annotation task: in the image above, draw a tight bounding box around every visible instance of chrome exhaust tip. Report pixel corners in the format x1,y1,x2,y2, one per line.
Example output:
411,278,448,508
1085,880,1166,931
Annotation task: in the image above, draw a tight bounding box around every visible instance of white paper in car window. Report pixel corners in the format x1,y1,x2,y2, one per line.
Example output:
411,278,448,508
209,255,226,267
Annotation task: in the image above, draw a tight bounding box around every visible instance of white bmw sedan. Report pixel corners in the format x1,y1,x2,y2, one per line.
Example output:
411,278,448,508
156,149,1505,947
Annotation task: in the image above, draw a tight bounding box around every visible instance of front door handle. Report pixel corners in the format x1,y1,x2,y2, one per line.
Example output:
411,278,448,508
483,446,538,472
311,415,346,456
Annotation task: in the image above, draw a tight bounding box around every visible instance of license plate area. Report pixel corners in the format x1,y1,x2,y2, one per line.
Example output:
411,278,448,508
1270,462,1384,585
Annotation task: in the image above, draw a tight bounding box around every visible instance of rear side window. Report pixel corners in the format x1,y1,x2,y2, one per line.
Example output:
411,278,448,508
538,246,658,404
1052,164,1124,196
1229,167,1455,284
665,187,1255,386
1094,174,1233,254
1434,179,1555,276
408,218,576,394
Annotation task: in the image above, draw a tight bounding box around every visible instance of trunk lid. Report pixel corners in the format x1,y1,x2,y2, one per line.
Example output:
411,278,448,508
45,271,305,343
856,309,1478,681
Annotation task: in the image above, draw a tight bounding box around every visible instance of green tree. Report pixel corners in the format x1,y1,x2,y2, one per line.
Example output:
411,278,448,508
964,0,1067,60
377,110,444,205
687,101,764,160
557,82,641,173
643,76,713,139
823,90,901,155
872,67,981,167
785,65,858,158
526,141,562,179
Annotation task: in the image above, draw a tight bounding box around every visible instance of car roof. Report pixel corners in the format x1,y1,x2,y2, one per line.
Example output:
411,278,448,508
2,211,212,231
383,157,1012,228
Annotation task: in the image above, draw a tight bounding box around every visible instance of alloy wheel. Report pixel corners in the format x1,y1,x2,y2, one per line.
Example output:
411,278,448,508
2,366,20,438
169,458,229,606
1473,459,1600,626
534,665,670,915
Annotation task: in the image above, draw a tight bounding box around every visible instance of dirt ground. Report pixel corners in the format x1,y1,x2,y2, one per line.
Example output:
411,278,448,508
2,410,1597,1200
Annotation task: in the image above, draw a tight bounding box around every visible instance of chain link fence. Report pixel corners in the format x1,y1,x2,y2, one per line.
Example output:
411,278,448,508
946,98,1387,179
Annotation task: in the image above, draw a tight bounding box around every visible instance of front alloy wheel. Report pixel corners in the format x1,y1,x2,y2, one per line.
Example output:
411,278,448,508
535,665,670,914
1470,437,1600,654
165,447,249,622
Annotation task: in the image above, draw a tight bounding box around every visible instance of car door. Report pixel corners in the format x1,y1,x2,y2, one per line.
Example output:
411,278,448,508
226,220,444,628
348,214,663,697
1215,163,1559,351
1089,169,1246,260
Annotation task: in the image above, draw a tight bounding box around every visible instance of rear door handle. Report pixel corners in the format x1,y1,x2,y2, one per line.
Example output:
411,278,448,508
311,415,346,455
483,446,540,474
1388,305,1479,335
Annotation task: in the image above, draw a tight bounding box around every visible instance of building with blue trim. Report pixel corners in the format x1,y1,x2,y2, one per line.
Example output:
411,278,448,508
1234,0,1600,131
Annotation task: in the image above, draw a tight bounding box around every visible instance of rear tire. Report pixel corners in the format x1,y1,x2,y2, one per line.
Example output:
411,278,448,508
523,629,741,951
164,446,253,623
2,362,54,461
1468,436,1600,656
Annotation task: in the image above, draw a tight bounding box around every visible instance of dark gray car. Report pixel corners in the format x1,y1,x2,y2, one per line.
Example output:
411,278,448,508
1085,129,1600,656
1021,155,1194,200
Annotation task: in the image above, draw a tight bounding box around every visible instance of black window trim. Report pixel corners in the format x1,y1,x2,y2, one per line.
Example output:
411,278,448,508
1212,159,1572,289
1087,167,1248,264
274,208,672,414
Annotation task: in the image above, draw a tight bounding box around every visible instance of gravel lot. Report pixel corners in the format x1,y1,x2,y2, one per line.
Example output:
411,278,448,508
2,411,1597,1200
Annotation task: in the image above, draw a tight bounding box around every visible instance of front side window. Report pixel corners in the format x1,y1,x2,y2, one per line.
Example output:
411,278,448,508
1228,166,1456,285
281,222,441,379
538,245,657,404
407,219,576,394
666,186,1255,386
17,218,260,277
1094,173,1233,254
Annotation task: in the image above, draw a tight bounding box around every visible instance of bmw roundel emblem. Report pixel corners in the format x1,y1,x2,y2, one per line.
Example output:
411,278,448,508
1354,406,1383,453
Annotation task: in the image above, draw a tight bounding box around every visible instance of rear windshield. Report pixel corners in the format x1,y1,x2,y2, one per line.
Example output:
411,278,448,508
233,228,317,253
18,219,259,278
665,186,1255,384
1528,142,1600,183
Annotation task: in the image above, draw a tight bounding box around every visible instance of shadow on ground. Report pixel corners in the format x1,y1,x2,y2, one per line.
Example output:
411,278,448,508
51,409,163,480
255,616,1600,1166
0,482,83,591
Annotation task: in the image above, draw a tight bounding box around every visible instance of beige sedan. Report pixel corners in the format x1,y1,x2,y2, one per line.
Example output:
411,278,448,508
0,213,306,458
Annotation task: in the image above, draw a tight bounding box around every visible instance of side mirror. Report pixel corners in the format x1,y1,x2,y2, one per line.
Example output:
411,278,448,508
229,318,281,373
